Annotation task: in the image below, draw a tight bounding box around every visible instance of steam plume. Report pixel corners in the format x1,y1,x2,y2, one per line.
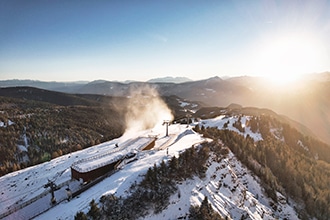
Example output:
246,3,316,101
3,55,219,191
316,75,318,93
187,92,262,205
124,84,173,134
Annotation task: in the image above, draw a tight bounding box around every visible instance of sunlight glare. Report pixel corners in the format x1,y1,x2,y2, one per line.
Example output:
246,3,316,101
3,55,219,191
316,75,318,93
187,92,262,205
253,31,327,86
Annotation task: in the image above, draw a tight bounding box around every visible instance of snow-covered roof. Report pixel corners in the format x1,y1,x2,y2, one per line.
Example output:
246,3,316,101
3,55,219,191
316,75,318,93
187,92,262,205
71,137,156,173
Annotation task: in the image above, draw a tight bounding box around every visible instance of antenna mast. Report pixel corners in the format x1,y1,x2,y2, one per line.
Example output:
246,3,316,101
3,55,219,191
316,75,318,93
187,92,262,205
186,113,192,127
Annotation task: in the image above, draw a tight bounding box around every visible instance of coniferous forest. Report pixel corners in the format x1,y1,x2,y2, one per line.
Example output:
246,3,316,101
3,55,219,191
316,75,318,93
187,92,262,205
197,116,330,220
0,96,125,176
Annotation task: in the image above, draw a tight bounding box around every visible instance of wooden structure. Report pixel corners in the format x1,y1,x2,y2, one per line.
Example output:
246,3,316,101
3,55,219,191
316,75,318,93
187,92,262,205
71,159,122,182
71,137,156,182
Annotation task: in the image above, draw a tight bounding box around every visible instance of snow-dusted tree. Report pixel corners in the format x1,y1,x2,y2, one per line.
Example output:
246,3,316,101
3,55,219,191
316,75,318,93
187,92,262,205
74,211,87,220
189,196,223,220
87,199,101,220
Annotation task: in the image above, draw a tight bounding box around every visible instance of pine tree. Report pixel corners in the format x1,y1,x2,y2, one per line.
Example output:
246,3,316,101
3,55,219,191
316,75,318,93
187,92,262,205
74,211,88,220
169,156,179,175
87,199,101,220
189,205,199,220
189,196,223,220
199,196,213,219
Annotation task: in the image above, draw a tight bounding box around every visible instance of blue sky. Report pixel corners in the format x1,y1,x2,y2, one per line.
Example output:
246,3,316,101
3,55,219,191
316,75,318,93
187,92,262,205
1,0,329,82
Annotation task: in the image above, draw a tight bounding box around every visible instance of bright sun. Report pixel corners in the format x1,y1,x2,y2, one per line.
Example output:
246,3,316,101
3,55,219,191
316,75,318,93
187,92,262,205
253,31,327,85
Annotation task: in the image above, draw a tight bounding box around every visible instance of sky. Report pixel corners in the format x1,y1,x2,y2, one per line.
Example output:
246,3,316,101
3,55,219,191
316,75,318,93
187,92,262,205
0,0,330,82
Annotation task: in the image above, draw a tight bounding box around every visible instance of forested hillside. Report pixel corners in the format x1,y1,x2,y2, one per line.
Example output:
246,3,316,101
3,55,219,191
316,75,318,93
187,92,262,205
0,96,125,176
197,115,330,219
75,113,330,220
2,76,330,144
0,87,200,177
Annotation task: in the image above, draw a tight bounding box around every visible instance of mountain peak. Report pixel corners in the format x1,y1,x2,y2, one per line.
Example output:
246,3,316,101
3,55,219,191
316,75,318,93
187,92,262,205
207,76,222,81
147,76,192,83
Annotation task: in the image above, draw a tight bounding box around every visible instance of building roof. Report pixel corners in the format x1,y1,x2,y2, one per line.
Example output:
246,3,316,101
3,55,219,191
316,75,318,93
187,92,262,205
71,137,156,173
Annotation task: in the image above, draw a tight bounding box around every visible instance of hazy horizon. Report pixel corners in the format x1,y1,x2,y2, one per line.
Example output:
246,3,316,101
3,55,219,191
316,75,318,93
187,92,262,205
1,71,329,84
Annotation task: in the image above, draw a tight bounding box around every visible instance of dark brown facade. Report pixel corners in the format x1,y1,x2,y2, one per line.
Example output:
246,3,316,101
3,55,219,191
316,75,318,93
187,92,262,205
71,160,121,182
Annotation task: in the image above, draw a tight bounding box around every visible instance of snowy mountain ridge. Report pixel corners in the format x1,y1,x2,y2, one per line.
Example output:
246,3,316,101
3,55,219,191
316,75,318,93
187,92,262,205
144,151,298,220
0,114,307,219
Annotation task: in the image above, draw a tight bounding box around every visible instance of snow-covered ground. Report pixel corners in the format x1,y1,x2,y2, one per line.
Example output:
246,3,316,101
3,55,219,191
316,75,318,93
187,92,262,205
0,124,203,219
201,115,263,142
0,115,299,220
144,152,298,220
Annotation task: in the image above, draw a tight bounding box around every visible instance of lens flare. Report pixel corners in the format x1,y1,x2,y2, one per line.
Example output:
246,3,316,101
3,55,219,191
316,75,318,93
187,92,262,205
252,31,328,86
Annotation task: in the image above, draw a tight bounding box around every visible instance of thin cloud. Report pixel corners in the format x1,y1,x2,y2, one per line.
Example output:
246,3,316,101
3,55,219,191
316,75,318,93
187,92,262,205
148,33,168,43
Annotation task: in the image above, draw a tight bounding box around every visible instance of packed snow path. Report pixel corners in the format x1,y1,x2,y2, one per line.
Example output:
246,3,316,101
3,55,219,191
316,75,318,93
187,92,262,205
0,124,202,219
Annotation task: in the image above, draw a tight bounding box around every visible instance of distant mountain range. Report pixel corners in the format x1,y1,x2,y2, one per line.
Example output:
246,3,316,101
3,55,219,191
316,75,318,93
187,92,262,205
0,79,87,93
1,72,330,143
147,76,192,83
0,76,192,90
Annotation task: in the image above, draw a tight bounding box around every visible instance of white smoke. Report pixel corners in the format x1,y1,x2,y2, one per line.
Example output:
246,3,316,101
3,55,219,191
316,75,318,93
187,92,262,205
124,84,173,134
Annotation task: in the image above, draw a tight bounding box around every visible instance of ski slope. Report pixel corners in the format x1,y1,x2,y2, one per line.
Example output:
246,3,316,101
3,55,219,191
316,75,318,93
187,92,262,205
0,123,203,219
0,116,299,219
